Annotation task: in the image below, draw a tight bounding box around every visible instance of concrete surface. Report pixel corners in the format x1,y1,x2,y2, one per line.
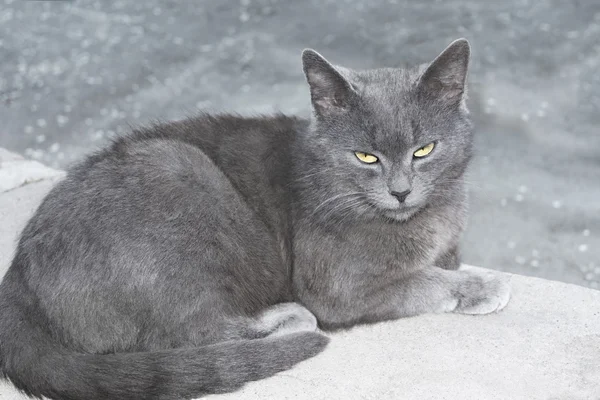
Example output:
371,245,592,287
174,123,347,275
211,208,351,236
0,150,599,399
1,0,599,289
0,149,63,271
0,148,64,192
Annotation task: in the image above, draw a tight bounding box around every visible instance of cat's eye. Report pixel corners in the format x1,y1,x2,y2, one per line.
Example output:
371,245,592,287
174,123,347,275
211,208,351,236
413,142,435,158
355,151,379,164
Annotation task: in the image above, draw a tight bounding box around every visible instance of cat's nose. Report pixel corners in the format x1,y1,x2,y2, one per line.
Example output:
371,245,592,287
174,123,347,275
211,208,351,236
390,189,411,203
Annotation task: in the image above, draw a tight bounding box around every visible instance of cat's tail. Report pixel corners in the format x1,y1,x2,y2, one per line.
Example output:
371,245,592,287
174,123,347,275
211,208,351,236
0,292,328,400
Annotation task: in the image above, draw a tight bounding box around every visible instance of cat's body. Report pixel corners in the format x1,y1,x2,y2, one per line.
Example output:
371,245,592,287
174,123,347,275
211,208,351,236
0,39,510,400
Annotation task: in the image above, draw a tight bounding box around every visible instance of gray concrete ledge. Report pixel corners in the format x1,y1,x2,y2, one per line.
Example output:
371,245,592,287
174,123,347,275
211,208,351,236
0,149,598,400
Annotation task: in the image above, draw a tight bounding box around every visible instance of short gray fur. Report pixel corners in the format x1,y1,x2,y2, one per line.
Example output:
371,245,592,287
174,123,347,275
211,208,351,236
0,39,510,400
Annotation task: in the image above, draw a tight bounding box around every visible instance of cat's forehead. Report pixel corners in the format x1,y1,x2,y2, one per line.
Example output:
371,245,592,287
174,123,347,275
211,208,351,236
348,67,427,150
353,67,424,115
351,67,419,93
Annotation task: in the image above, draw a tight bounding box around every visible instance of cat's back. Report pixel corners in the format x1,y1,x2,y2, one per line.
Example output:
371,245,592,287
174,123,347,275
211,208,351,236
52,112,304,224
156,113,306,237
112,113,305,222
17,113,303,296
121,112,304,179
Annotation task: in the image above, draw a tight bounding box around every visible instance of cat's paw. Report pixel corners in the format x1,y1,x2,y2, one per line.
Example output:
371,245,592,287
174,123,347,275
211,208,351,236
452,265,511,315
257,302,318,337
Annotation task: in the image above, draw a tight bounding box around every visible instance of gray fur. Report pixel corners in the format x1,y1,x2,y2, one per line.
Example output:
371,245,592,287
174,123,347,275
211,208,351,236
0,39,510,399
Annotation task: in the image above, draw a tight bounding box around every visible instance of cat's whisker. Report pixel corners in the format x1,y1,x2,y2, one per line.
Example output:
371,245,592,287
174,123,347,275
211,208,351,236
317,195,365,223
308,192,364,220
332,198,366,217
322,201,368,229
309,194,369,228
288,168,340,186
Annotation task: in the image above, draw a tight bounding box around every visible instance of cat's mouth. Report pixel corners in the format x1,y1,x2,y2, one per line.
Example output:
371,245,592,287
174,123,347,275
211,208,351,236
364,199,422,222
382,206,422,222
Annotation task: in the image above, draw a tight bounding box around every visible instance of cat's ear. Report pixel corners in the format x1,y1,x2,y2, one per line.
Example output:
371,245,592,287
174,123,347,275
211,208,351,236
302,49,356,115
417,38,470,106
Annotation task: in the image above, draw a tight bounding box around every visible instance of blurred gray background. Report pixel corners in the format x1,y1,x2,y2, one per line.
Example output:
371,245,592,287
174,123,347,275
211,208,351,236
1,0,599,289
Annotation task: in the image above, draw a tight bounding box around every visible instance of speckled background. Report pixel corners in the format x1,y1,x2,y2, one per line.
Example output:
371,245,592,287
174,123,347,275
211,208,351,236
1,0,599,289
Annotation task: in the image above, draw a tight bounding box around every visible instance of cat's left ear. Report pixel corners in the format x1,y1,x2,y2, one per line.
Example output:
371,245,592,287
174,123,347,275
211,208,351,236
417,38,471,106
302,49,356,116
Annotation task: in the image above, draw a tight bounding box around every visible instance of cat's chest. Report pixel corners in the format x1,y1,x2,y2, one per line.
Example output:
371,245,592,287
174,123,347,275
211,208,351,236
350,222,446,269
325,209,460,272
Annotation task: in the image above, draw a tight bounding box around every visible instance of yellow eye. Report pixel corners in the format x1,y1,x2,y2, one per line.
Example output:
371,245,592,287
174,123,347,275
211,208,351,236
413,142,435,158
355,152,379,164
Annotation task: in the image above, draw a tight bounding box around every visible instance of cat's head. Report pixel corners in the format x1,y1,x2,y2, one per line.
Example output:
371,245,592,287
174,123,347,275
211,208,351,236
299,39,473,222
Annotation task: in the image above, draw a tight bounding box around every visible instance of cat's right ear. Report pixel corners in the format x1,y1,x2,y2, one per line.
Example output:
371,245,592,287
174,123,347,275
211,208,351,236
302,49,356,116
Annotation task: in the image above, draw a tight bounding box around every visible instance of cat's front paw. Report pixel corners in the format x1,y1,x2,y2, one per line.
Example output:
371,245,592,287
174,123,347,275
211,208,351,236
452,265,511,315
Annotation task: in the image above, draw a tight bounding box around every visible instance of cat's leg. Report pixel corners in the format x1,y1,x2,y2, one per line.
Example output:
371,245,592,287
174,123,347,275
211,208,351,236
434,245,461,270
394,266,511,316
307,266,511,329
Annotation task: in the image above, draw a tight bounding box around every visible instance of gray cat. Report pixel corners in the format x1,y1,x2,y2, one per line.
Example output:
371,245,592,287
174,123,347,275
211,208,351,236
0,39,510,400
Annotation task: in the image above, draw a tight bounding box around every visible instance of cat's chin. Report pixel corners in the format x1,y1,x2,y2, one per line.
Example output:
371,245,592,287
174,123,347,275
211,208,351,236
362,200,424,222
380,205,423,222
